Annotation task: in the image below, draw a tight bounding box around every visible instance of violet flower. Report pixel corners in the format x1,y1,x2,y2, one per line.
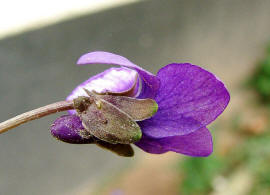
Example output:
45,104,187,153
50,51,230,157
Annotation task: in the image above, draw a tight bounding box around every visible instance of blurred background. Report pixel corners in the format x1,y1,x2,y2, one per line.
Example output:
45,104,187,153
1,0,270,194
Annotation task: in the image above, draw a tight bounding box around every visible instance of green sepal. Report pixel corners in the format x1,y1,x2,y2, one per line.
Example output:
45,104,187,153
95,94,158,121
73,91,142,144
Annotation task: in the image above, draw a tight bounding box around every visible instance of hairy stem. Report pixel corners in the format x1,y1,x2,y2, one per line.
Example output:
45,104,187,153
0,100,74,134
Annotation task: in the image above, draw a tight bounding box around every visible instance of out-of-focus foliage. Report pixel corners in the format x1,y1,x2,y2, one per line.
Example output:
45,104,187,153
241,135,270,194
179,131,270,195
180,154,225,195
249,44,270,102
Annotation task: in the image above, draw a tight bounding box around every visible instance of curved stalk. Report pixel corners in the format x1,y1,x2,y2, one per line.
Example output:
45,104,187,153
0,100,74,134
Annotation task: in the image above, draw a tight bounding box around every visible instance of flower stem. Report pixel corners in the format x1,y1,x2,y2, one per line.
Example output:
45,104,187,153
0,100,74,134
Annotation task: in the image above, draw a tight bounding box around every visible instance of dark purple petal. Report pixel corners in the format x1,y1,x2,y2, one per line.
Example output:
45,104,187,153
140,63,230,138
135,127,213,157
67,67,139,114
50,115,94,144
77,51,160,99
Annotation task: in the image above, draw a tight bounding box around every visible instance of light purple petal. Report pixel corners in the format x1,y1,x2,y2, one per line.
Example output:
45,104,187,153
67,67,139,114
77,51,160,99
135,127,213,157
140,63,230,138
50,115,94,144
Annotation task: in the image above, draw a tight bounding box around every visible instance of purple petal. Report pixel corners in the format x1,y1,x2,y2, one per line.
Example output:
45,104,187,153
50,115,94,144
67,67,139,114
77,51,160,99
140,63,230,138
135,127,213,157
